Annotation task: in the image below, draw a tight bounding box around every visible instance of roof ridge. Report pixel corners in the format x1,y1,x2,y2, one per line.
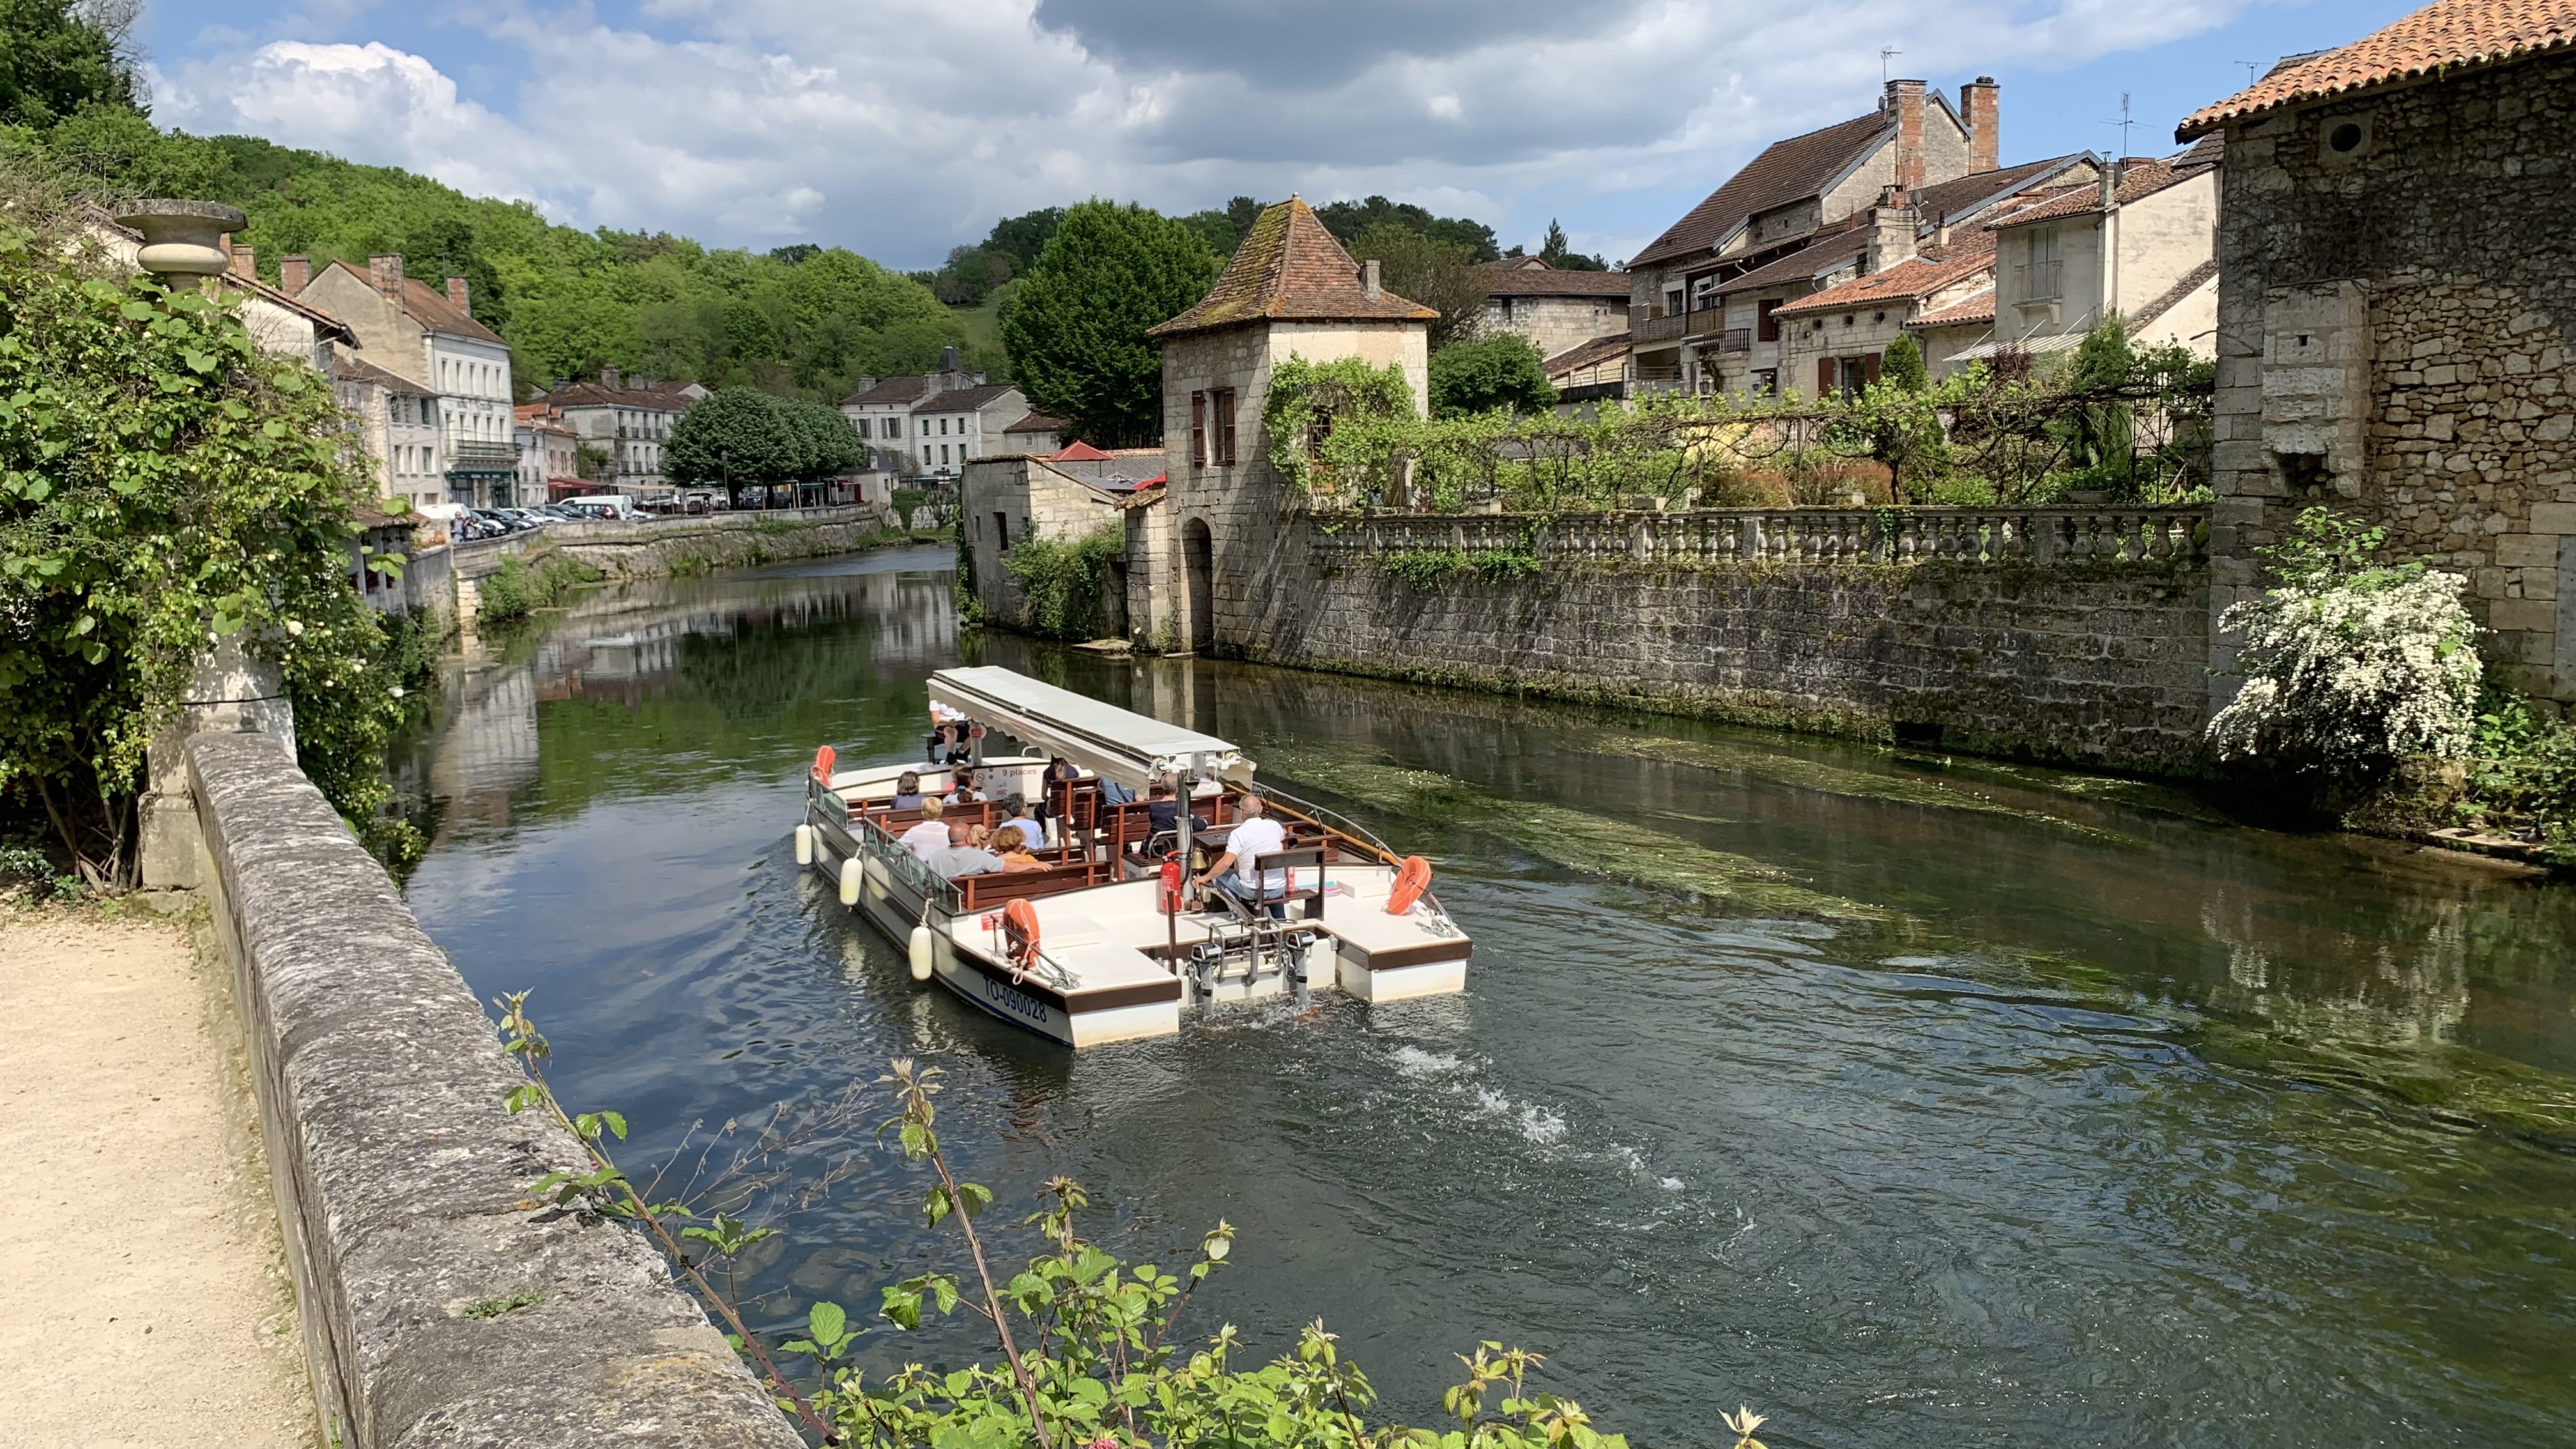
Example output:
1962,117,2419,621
2178,0,2576,137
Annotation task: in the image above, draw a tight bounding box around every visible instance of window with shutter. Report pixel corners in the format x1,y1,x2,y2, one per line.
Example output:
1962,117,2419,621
1191,391,1206,466
1818,358,1836,395
1758,298,1784,342
1214,388,1238,465
1863,354,1882,387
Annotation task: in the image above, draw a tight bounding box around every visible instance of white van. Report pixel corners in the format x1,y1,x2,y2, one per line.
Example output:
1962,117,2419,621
564,495,643,521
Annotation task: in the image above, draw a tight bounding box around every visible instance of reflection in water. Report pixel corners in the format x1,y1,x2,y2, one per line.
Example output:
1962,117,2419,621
400,548,2576,1448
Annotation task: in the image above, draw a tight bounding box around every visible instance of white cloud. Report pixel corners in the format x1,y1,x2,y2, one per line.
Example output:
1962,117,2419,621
151,0,2258,266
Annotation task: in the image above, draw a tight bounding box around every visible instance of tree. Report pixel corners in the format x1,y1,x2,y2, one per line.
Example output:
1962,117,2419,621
1427,334,1557,418
1177,195,1264,259
664,387,797,496
781,398,864,479
1880,333,1928,392
1346,222,1487,351
1538,218,1607,272
983,208,1064,273
0,0,140,129
1002,200,1220,447
1313,195,1499,261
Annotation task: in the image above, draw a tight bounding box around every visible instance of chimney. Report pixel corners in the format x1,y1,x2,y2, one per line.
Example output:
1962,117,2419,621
368,253,404,297
1361,259,1383,300
228,241,255,281
1962,77,2000,175
1884,79,1928,192
1867,195,1919,273
280,254,310,295
2099,157,2119,211
601,364,622,390
445,274,469,312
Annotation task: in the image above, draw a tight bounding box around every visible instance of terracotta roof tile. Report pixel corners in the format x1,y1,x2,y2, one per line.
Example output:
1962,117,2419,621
2179,0,2576,137
1630,111,1891,269
535,379,700,411
397,276,505,346
1483,260,1632,297
843,376,933,406
1774,236,1997,317
1540,333,1632,377
1711,220,1871,297
1004,410,1069,433
1149,197,1438,337
1986,160,2202,227
910,383,1019,414
1905,288,1997,328
1904,156,2096,226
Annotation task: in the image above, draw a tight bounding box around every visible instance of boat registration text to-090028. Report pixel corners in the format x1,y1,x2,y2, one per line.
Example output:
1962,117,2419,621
981,972,1054,1025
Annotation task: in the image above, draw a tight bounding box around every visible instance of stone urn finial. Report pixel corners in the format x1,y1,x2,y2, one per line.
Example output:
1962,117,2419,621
114,199,249,284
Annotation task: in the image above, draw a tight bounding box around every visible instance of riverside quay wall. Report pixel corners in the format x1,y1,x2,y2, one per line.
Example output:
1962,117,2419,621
187,730,802,1449
1236,507,2213,774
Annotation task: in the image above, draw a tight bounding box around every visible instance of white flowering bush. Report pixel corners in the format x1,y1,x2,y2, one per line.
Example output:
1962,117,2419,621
2209,509,2481,775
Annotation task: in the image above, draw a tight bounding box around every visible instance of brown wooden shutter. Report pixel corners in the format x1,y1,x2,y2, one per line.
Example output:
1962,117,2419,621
1757,298,1781,342
1190,391,1206,466
1863,353,1882,386
1818,358,1836,396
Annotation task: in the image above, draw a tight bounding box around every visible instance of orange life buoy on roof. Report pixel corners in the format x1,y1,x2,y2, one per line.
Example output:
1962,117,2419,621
811,744,836,783
1002,898,1041,979
1385,855,1432,915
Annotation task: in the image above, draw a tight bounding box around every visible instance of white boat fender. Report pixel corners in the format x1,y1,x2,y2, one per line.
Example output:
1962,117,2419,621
863,853,890,900
793,824,815,867
908,925,935,981
838,855,862,907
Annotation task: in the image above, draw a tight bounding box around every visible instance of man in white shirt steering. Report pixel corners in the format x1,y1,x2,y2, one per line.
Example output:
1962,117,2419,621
1193,794,1288,919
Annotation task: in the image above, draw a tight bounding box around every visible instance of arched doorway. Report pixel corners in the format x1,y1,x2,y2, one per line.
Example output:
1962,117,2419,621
1181,518,1215,653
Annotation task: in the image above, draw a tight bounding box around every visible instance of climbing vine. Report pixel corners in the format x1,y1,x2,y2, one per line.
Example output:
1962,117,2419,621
1000,525,1125,640
0,187,414,887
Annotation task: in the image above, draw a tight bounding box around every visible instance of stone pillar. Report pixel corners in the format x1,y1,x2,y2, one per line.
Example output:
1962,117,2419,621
140,639,298,890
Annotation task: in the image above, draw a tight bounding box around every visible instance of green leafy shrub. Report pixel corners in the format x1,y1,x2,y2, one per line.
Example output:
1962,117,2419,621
475,551,602,624
494,999,1673,1449
1000,526,1124,638
1380,547,1540,589
1428,334,1558,418
0,181,411,886
2461,687,2576,859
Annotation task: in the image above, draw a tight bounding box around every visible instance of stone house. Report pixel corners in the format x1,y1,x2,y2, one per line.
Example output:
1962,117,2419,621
1131,197,1434,651
511,402,583,502
956,451,1137,632
1770,232,2012,392
1481,258,1632,358
1541,334,1637,411
294,255,521,507
1969,142,2223,367
334,355,446,512
1629,77,2021,394
1002,410,1070,454
2179,0,2576,710
524,368,709,503
839,347,1026,484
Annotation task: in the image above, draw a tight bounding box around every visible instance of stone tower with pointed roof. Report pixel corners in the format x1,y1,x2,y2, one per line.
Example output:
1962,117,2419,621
1130,197,1435,652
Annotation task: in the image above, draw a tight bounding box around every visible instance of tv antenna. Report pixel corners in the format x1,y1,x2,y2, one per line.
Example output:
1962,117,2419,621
2233,59,2264,85
2101,91,2138,159
1880,46,1901,84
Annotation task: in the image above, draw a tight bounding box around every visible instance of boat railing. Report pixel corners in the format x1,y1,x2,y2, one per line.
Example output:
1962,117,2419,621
1259,784,1457,921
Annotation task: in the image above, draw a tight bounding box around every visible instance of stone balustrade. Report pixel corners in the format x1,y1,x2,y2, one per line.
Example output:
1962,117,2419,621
1312,506,2210,569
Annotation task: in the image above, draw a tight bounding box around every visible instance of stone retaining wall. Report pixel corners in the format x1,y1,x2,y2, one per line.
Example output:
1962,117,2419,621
1245,507,2214,773
187,730,802,1449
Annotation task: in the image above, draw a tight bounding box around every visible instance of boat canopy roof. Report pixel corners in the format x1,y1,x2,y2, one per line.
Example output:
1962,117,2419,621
928,666,1255,789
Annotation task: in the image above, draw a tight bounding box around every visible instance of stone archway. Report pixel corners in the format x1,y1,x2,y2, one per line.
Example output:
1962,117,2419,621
1181,518,1215,652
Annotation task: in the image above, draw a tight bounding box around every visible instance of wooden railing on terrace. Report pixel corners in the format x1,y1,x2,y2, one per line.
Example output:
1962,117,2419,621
1311,506,2210,568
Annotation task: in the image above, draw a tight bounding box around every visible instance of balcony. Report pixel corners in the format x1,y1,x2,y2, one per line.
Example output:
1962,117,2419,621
1712,327,1753,356
2013,260,2063,305
445,441,521,476
1634,311,1689,344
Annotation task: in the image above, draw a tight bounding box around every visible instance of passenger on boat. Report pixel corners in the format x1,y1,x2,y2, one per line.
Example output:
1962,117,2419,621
898,799,951,861
1195,795,1288,919
944,770,987,805
927,702,965,761
998,794,1047,852
991,825,1044,873
890,771,926,810
1146,780,1206,841
928,822,1004,879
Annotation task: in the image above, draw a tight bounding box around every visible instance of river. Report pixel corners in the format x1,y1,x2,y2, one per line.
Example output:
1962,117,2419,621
395,546,2576,1448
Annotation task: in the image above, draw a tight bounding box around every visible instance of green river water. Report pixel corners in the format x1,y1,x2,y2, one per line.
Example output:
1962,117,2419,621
395,546,2576,1447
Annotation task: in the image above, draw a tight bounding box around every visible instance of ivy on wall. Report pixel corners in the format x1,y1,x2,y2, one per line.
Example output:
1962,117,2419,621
1000,525,1125,640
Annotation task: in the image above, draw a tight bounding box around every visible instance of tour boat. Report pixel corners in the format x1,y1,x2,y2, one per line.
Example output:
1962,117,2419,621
796,666,1471,1046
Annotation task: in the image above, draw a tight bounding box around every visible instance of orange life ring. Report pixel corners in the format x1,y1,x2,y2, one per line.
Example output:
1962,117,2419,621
811,744,836,783
1002,898,1042,978
1384,855,1432,915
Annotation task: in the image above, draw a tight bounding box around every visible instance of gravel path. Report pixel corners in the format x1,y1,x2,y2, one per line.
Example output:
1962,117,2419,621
0,908,316,1449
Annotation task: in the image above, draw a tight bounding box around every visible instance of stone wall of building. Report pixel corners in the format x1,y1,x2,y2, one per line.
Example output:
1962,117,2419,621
2205,50,2576,709
1225,507,2214,773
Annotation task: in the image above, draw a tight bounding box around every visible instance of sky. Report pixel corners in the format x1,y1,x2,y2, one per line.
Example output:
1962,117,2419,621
138,0,2424,272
